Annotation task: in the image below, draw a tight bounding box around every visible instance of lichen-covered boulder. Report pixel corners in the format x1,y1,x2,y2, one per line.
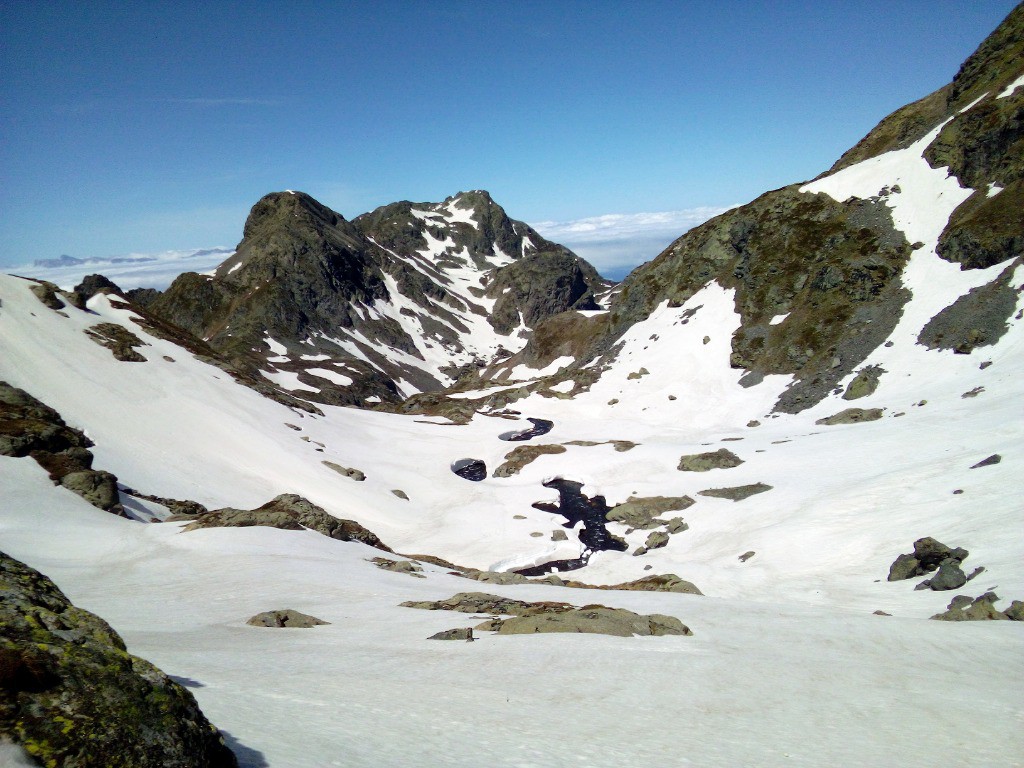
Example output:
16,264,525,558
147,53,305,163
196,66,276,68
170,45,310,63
483,607,691,637
0,552,237,767
677,448,743,472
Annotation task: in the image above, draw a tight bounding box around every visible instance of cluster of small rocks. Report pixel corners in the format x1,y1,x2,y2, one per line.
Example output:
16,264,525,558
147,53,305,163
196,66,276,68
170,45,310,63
887,537,981,591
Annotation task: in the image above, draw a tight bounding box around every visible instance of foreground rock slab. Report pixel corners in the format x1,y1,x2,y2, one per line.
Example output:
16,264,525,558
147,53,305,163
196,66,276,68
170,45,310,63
0,552,237,767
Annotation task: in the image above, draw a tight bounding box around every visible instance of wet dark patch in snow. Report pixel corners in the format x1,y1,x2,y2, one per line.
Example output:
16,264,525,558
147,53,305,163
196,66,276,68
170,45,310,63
499,418,554,442
451,458,487,482
515,478,626,575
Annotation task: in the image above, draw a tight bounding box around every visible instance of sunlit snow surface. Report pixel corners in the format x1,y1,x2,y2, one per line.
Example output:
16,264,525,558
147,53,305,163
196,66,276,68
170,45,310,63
2,132,1023,764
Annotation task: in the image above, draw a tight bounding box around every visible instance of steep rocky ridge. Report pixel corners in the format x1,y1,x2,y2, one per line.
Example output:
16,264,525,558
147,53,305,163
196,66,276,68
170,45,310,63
505,5,1023,414
148,190,608,407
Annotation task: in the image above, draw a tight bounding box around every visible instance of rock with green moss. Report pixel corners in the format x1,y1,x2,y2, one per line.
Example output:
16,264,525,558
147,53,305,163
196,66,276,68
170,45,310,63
492,444,567,477
677,448,744,472
606,495,695,529
842,365,884,400
0,551,237,767
697,483,773,501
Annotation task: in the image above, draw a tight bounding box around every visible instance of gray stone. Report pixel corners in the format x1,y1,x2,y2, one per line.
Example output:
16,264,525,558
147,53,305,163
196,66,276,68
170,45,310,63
391,489,409,500
371,558,425,577
321,461,366,481
484,607,692,637
59,470,120,512
606,495,695,529
842,366,884,400
1005,601,1024,621
887,553,921,581
970,454,1001,469
928,559,967,591
428,627,474,641
246,609,329,628
738,551,756,562
551,529,568,541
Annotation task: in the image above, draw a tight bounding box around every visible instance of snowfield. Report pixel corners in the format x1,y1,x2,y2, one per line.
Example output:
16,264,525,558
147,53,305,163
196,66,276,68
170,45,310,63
2,115,1023,766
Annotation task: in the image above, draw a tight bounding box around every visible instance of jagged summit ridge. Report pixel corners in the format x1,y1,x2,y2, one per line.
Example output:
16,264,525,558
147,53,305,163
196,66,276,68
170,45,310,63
146,189,609,407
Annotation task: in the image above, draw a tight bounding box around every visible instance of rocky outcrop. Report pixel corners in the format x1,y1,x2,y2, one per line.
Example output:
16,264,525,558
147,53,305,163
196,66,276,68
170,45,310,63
0,381,124,515
605,495,695,529
400,591,691,638
84,323,148,362
181,493,391,552
145,189,607,408
246,609,329,628
677,448,743,472
0,552,237,767
371,558,425,578
887,537,971,588
815,407,884,425
930,592,1022,622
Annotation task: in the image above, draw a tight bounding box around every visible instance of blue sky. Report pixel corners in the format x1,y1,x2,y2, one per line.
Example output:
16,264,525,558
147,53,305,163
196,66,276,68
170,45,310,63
1,1,1017,278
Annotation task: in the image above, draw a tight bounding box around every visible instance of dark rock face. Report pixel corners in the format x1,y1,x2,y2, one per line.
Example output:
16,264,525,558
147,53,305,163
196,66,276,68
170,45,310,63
0,552,237,767
970,453,1002,468
181,493,391,552
146,189,607,408
246,609,328,628
74,273,122,301
0,381,124,515
918,257,1021,353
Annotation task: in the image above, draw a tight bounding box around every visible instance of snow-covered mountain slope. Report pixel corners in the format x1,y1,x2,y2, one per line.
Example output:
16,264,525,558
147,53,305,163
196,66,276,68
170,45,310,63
2,6,1023,768
141,190,608,407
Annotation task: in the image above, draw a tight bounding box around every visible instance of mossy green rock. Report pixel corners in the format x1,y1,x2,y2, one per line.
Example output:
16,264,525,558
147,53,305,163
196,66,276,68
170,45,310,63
677,448,743,472
0,551,237,767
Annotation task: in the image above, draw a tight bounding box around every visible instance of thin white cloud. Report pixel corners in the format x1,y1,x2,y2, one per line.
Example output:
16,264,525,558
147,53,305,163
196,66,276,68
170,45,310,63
8,248,234,291
531,206,734,278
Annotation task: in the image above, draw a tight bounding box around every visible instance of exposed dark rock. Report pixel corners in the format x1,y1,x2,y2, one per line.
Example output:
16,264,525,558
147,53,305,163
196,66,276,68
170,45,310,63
918,257,1021,353
697,483,773,501
927,558,968,591
739,551,756,562
1006,601,1024,621
60,470,120,511
28,280,66,310
815,408,884,425
677,448,743,472
400,592,551,616
74,273,122,301
391,489,409,500
0,552,237,767
970,453,1002,468
888,537,969,581
246,609,328,628
181,493,391,551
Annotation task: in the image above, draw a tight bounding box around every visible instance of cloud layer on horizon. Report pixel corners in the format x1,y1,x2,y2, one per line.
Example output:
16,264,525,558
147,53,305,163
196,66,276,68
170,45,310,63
530,206,733,279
